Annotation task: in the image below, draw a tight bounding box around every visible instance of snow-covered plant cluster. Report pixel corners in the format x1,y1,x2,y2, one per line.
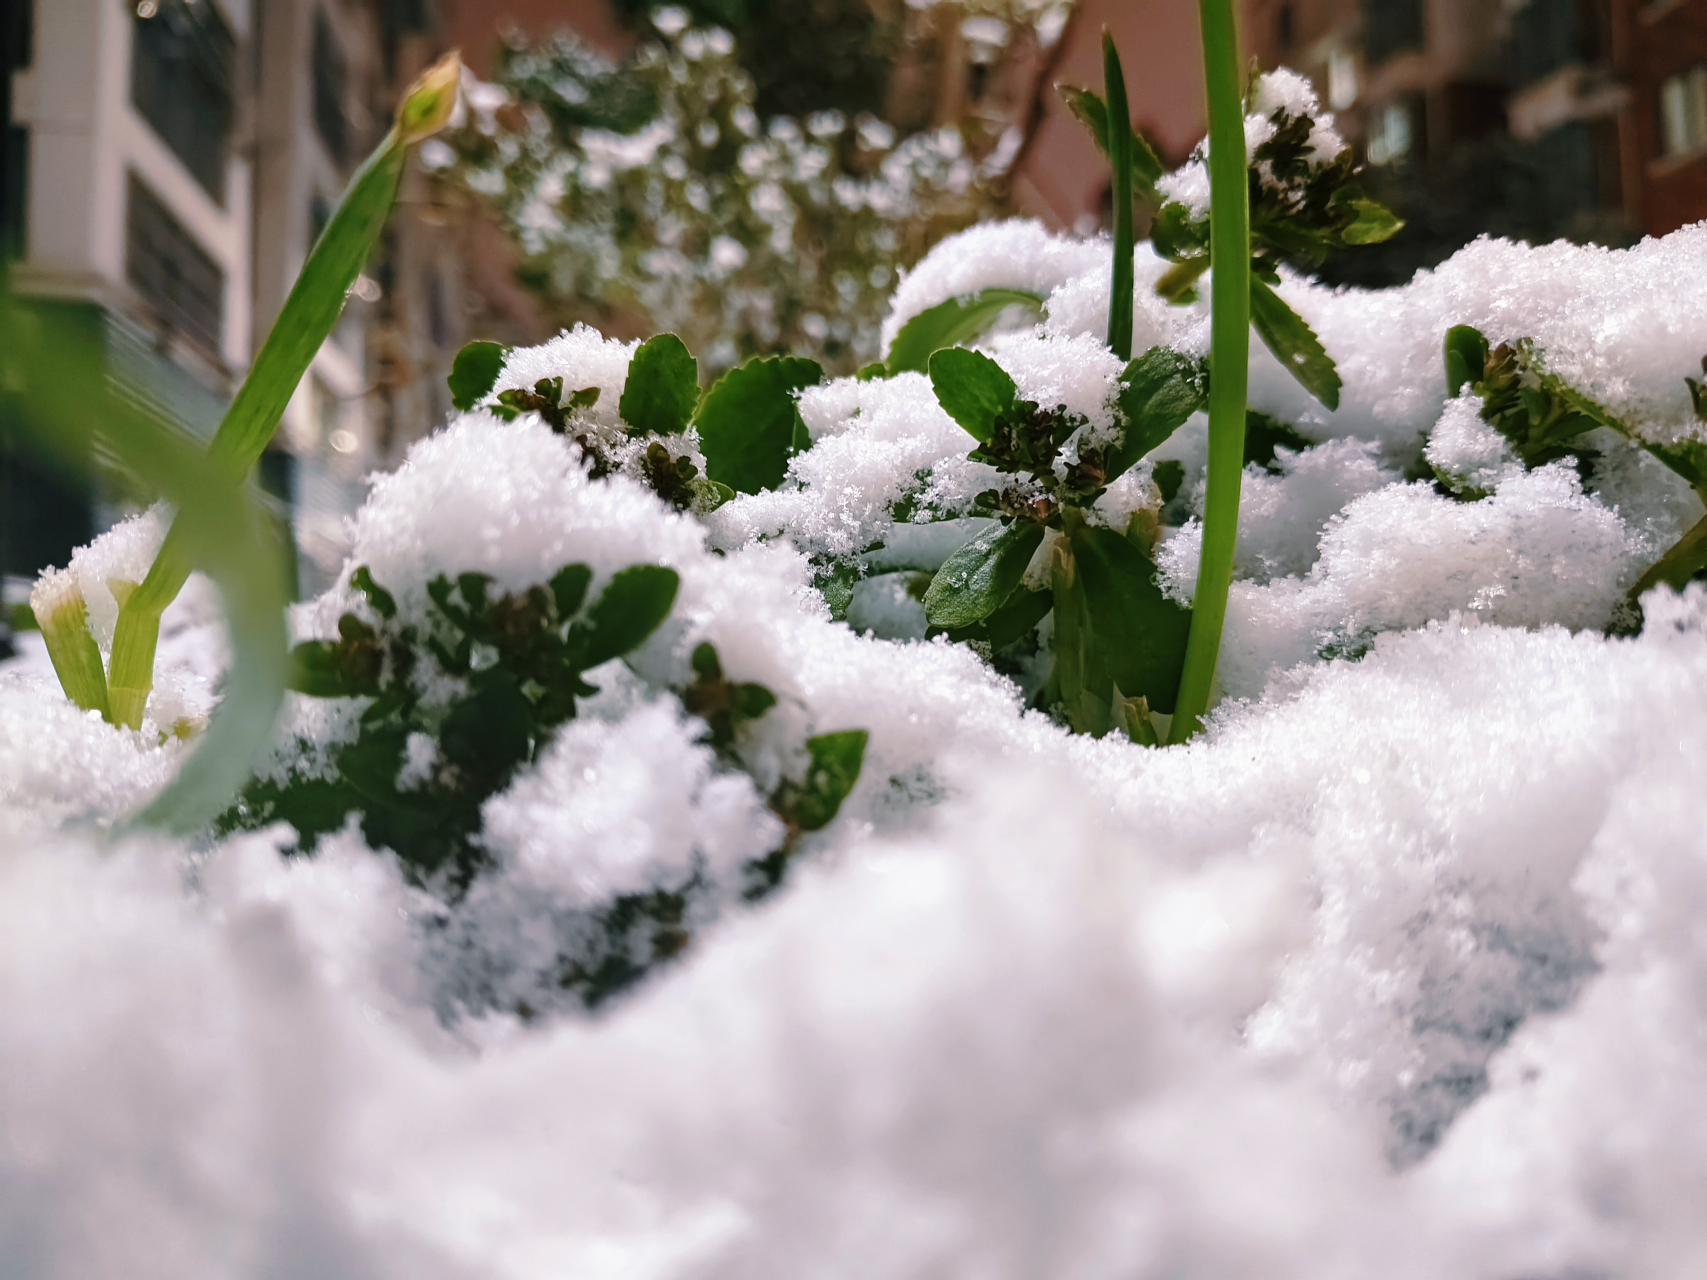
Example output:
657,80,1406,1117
9,49,1707,1276
441,8,1001,372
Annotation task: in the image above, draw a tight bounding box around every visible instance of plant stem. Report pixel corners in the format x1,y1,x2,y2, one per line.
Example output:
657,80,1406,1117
1104,32,1134,362
31,574,111,720
1168,0,1249,745
103,53,460,729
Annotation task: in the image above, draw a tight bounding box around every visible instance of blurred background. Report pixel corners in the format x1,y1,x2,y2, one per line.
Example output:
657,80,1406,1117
1,0,1704,637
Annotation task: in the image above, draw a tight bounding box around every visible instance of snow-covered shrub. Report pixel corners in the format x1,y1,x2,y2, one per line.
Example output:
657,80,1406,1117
12,39,1707,1277
442,11,997,372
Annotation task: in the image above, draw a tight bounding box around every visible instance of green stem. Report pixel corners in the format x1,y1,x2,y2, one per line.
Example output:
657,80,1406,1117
1104,32,1134,361
1169,0,1249,745
32,577,111,720
101,51,461,730
106,134,407,727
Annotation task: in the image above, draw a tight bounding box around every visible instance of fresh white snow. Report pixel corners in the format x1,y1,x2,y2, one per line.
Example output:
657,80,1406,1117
5,210,1707,1276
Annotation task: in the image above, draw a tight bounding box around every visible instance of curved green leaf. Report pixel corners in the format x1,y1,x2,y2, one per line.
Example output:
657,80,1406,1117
1107,346,1208,480
448,340,508,411
1063,523,1191,717
1250,277,1341,411
923,521,1046,629
1444,324,1488,398
620,333,700,437
789,730,868,833
885,289,1043,376
927,347,1017,444
572,565,681,668
694,356,823,494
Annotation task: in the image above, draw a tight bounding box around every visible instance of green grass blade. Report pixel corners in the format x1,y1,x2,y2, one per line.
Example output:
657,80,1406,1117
1169,0,1250,745
106,53,462,729
1104,32,1135,362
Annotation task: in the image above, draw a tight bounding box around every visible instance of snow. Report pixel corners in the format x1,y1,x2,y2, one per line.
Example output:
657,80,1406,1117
8,200,1707,1274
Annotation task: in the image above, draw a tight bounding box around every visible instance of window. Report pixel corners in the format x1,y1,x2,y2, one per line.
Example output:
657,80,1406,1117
126,174,224,353
1660,65,1707,159
1363,0,1424,65
313,10,349,166
1367,97,1424,165
131,0,235,202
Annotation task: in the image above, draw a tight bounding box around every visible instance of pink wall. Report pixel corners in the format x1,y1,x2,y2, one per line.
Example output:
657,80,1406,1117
1012,0,1208,229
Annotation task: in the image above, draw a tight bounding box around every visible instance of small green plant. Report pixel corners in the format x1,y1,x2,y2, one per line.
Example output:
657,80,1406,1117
919,343,1206,740
37,53,463,732
446,328,829,503
1442,326,1707,622
226,560,680,885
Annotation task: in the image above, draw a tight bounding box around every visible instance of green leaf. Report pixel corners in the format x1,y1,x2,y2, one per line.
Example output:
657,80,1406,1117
1250,277,1341,411
287,638,381,698
946,584,1053,649
1243,410,1311,472
1153,459,1185,505
619,333,700,437
694,356,823,494
1330,185,1403,245
573,565,681,668
349,565,396,619
1057,83,1163,201
550,563,593,619
448,340,508,411
1444,324,1488,398
1059,524,1191,718
856,362,890,382
923,521,1046,629
567,386,601,412
1105,33,1136,362
927,347,1017,444
789,730,868,832
1150,202,1208,265
885,289,1043,376
1107,347,1208,479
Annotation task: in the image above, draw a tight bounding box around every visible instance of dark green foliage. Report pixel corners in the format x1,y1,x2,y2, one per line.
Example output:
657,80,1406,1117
775,730,868,834
639,442,725,513
1250,278,1341,411
1057,83,1163,210
922,522,1045,629
225,560,679,886
1104,33,1136,362
448,341,508,412
884,290,1044,376
1146,82,1399,409
917,339,1202,736
620,334,700,437
1444,324,1488,397
491,377,601,430
1107,348,1210,479
927,347,1015,442
1152,459,1186,506
610,0,894,122
1051,520,1190,731
681,642,777,749
1243,410,1312,472
1450,330,1601,474
694,355,823,494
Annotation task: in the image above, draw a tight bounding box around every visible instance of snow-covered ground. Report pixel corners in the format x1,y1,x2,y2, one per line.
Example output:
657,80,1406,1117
5,217,1707,1278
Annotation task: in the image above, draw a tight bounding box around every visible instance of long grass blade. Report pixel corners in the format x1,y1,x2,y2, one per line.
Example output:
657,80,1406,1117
1168,0,1250,744
104,53,461,729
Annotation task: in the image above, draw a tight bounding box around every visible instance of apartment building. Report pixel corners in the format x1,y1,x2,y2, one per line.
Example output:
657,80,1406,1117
0,0,461,597
1243,0,1707,267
